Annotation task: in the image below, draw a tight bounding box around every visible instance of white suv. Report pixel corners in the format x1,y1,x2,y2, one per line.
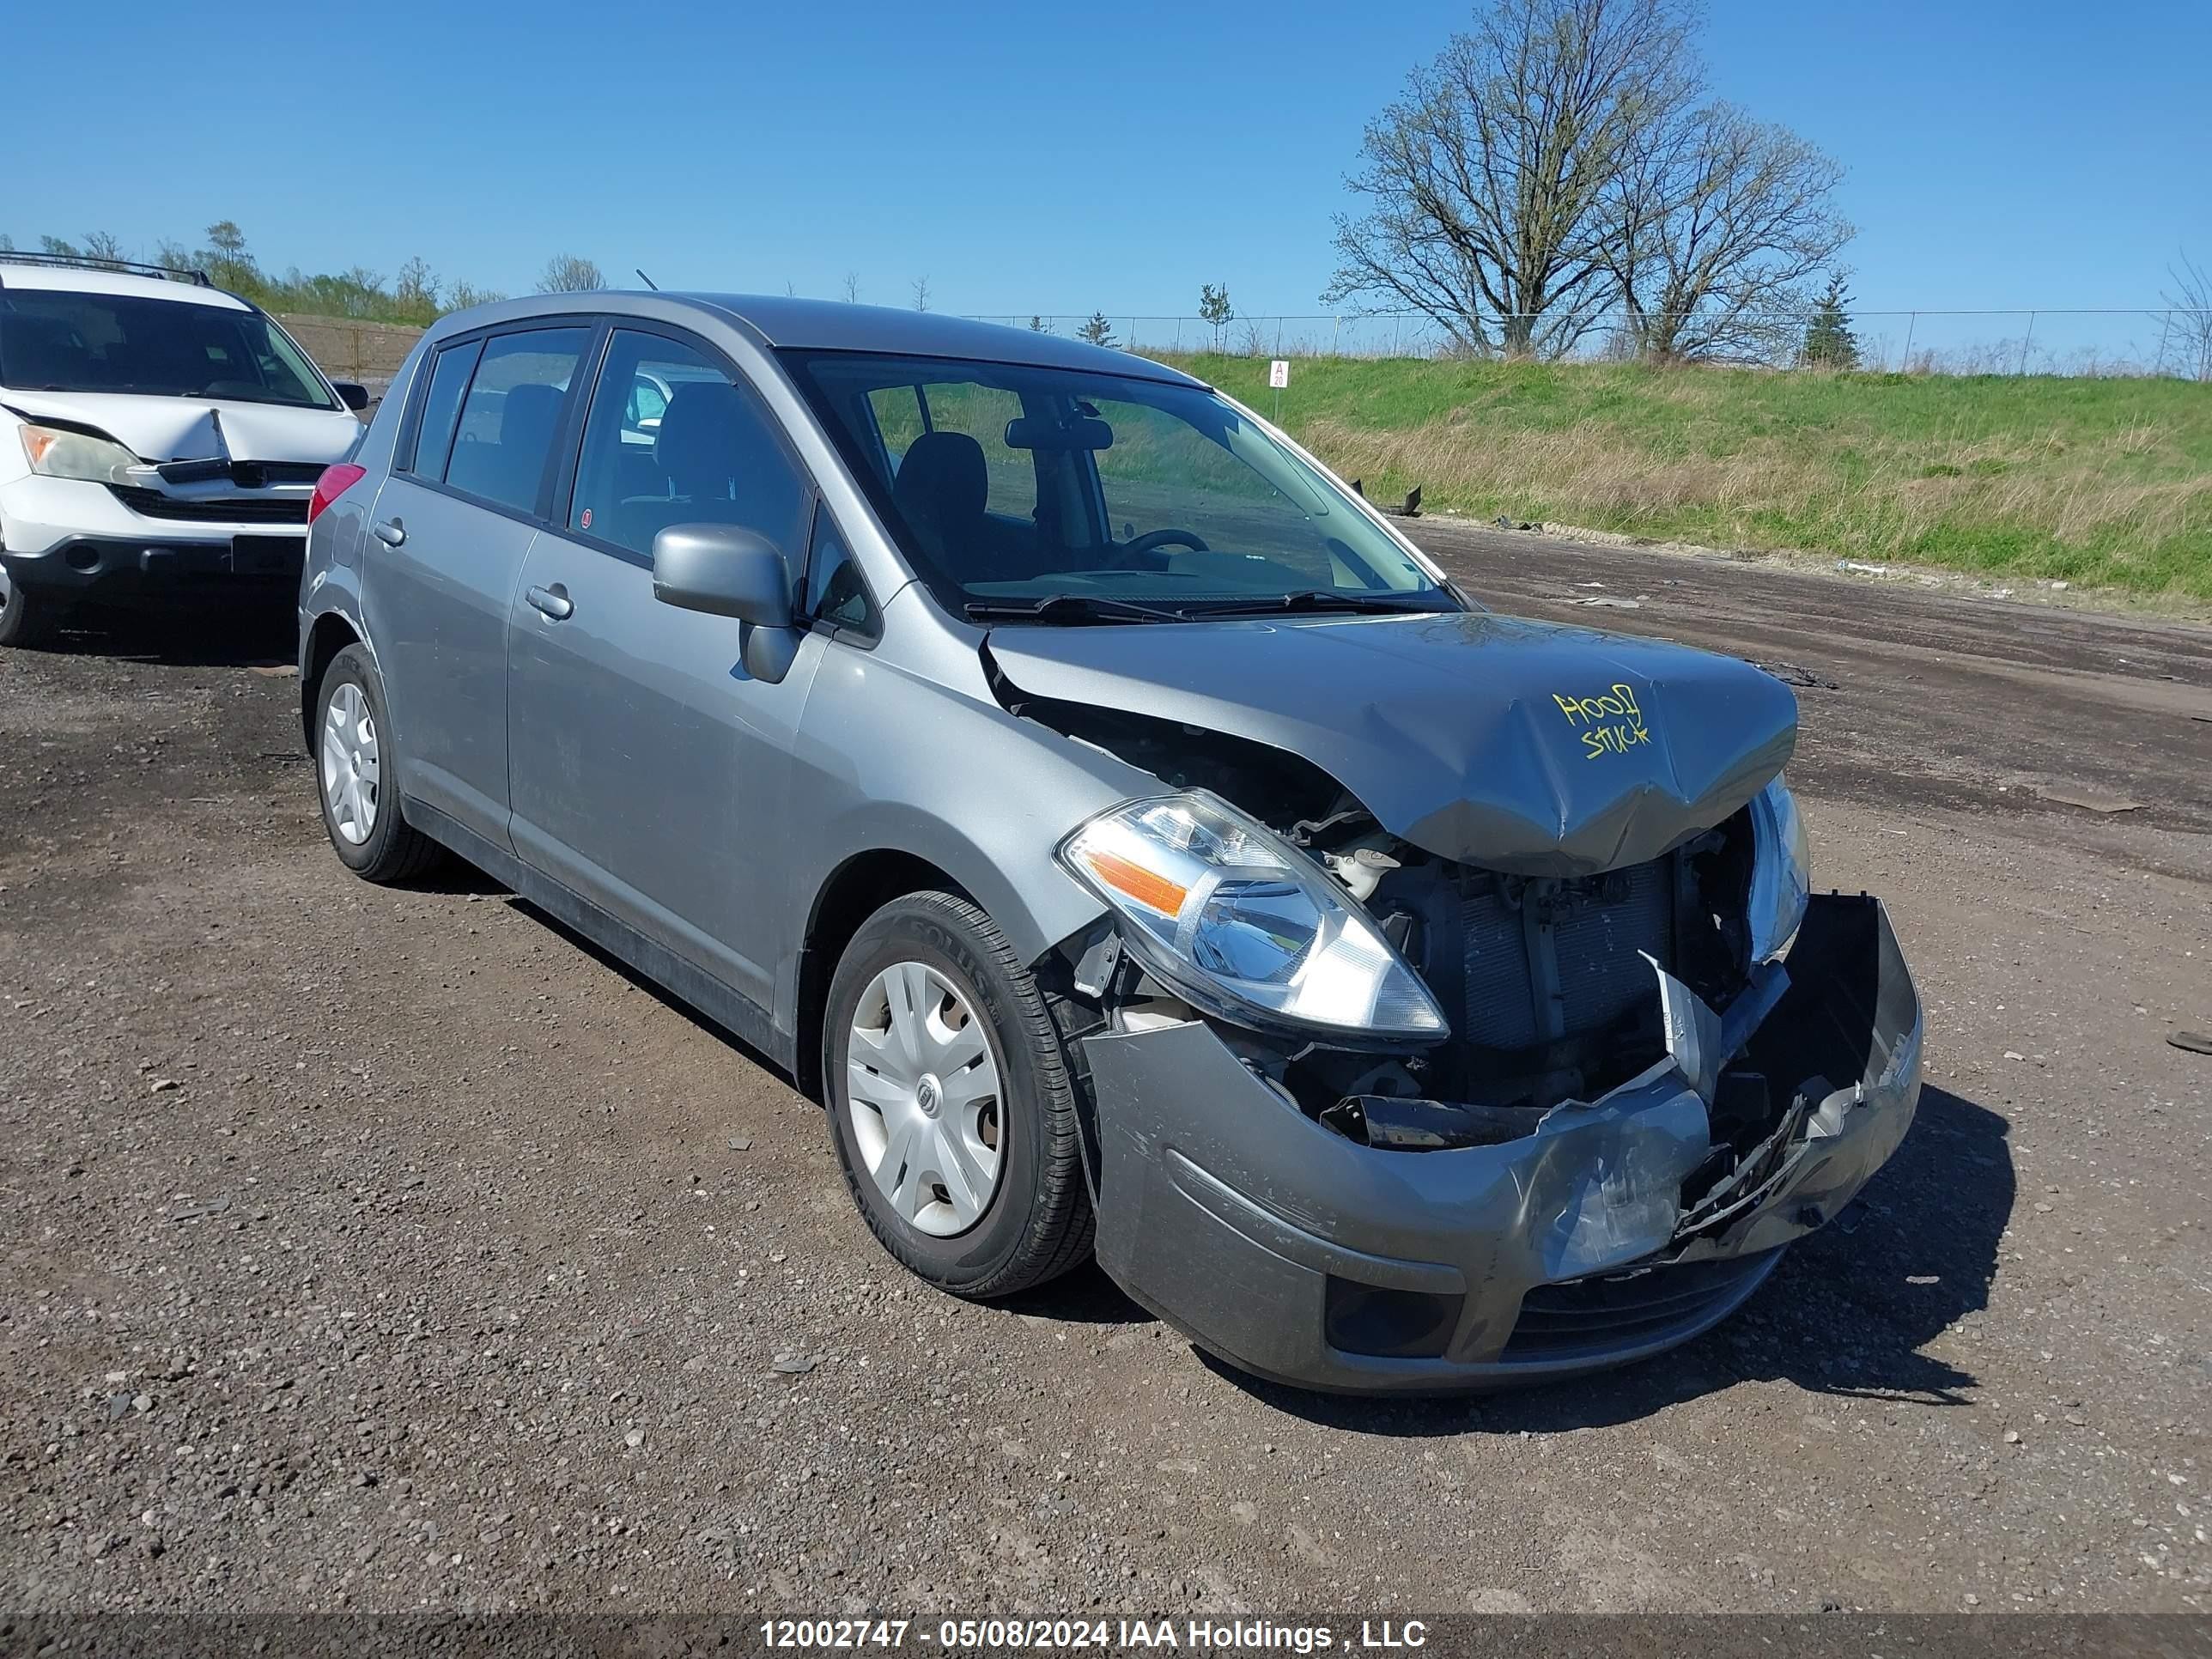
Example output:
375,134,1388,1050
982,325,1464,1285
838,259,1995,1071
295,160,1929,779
0,254,369,646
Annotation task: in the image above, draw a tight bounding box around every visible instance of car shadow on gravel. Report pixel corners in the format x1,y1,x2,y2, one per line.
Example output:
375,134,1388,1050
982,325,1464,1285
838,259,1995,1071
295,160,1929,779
1206,1083,2013,1434
41,596,296,666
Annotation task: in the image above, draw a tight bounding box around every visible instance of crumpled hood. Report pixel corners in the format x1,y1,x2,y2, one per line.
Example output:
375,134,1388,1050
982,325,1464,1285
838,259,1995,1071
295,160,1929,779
2,389,360,465
988,610,1797,876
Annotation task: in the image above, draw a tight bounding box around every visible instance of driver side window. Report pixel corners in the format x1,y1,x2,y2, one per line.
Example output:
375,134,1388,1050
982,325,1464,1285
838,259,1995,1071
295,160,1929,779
569,331,809,565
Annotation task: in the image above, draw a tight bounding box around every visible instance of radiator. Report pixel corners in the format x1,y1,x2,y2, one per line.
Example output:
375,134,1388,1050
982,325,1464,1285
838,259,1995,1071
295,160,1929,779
1460,860,1674,1049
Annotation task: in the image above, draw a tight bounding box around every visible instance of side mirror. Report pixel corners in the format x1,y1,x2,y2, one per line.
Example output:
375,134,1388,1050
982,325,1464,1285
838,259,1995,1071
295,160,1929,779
331,380,371,412
652,523,793,629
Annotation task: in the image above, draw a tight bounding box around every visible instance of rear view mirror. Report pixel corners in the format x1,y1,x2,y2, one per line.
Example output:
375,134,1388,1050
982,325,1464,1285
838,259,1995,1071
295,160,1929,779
652,523,793,629
1004,416,1113,452
331,380,371,412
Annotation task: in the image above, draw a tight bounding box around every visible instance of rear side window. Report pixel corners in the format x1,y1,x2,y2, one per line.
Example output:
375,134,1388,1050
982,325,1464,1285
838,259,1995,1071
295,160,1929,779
568,329,810,562
406,339,481,479
442,327,590,514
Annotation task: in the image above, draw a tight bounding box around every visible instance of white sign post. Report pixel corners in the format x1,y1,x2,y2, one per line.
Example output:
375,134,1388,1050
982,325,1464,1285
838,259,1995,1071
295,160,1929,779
1267,358,1290,422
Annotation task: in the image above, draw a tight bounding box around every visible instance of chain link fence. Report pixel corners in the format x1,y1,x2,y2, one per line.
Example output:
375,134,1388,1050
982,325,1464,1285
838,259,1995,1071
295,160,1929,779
967,310,2212,378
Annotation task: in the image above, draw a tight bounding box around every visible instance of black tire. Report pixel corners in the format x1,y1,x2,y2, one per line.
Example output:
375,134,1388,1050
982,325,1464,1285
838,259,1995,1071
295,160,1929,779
823,891,1094,1297
0,572,53,648
313,643,445,884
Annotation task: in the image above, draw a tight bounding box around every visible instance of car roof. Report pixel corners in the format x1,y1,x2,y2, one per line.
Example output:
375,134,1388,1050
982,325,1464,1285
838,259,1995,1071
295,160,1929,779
428,291,1206,388
0,261,251,310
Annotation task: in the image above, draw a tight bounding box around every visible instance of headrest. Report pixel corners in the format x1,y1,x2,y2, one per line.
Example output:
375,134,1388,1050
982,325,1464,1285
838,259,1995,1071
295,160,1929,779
500,381,564,453
654,381,751,492
891,429,988,526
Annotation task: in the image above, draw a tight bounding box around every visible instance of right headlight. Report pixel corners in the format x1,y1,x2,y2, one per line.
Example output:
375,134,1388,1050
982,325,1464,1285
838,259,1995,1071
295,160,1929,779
1058,790,1449,1042
19,423,138,483
1747,776,1811,961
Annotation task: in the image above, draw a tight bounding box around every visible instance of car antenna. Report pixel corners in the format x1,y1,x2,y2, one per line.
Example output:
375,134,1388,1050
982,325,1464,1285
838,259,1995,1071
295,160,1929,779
635,268,659,291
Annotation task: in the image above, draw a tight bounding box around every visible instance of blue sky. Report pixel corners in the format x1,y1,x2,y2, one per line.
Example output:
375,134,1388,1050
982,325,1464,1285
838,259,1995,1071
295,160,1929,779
9,0,2207,322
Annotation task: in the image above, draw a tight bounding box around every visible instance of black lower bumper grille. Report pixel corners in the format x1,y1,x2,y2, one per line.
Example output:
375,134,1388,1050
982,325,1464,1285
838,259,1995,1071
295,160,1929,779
108,484,309,525
1502,1250,1778,1361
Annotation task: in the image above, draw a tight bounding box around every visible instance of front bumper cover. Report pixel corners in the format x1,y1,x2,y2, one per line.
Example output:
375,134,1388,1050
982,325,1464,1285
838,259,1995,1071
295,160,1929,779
1084,893,1923,1393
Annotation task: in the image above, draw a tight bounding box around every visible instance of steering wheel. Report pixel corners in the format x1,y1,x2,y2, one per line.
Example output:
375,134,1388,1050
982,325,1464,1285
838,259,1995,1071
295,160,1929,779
1115,526,1211,564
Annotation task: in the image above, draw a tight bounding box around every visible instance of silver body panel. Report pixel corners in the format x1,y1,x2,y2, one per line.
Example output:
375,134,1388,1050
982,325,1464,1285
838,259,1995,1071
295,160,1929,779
298,293,1921,1394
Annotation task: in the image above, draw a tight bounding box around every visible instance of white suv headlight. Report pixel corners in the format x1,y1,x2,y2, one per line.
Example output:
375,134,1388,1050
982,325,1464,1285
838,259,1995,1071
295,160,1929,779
1747,777,1811,961
19,424,137,483
1059,791,1448,1042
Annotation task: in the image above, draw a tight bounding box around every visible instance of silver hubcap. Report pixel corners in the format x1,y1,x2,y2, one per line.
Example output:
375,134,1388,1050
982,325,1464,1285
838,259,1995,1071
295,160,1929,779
320,682,380,846
845,961,1005,1237
0,561,13,613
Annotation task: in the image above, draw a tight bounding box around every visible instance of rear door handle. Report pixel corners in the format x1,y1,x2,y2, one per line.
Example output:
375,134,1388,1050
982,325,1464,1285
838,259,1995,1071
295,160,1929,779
371,518,405,547
526,583,574,621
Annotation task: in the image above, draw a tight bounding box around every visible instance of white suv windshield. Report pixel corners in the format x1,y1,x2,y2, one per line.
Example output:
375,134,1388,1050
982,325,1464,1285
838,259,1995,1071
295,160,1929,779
0,290,335,409
782,350,1458,619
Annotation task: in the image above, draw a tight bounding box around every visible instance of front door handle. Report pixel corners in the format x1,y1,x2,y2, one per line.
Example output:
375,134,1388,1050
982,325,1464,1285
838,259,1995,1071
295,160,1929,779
526,583,574,621
371,518,406,547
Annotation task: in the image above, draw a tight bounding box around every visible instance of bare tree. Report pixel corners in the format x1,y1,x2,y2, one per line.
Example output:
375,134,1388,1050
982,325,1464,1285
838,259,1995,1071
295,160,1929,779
1604,101,1850,362
1325,0,1695,357
2160,250,2212,382
911,276,932,312
81,231,128,270
395,256,439,310
842,270,862,304
537,253,605,293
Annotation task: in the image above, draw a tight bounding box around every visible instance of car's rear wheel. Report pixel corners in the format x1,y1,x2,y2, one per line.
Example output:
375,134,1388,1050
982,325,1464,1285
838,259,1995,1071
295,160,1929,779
0,565,53,648
823,891,1093,1297
314,643,444,883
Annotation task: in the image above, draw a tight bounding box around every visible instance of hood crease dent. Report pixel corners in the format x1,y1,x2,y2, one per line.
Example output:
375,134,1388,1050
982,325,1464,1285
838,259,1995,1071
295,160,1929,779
0,390,361,465
989,611,1798,876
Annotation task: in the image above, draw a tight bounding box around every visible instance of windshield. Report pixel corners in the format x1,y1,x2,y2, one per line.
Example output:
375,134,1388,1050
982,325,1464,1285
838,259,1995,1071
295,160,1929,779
0,289,337,409
781,350,1459,618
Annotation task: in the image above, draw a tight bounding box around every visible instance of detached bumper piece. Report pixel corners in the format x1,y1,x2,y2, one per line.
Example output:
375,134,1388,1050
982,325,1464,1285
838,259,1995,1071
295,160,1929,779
1084,894,1922,1393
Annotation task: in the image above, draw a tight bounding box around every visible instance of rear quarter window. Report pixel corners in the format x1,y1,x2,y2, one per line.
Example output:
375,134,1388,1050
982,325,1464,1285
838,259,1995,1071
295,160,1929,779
405,339,483,478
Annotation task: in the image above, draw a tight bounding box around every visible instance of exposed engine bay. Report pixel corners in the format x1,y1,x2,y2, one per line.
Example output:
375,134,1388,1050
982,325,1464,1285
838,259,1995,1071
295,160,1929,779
1014,690,1855,1238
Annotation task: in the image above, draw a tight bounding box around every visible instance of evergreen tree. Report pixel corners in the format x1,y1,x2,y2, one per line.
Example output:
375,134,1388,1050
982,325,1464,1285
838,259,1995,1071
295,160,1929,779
1802,271,1859,368
1077,311,1117,347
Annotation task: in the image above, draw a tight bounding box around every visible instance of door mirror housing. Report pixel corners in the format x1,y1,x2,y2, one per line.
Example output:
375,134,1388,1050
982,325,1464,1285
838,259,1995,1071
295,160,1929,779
652,524,793,629
331,380,372,412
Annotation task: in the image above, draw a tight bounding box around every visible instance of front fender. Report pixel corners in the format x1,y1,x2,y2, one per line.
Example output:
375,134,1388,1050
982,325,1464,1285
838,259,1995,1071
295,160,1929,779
773,639,1160,1027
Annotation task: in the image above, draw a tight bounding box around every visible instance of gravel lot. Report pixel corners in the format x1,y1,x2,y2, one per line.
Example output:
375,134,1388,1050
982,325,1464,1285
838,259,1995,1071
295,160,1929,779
2,530,2208,1618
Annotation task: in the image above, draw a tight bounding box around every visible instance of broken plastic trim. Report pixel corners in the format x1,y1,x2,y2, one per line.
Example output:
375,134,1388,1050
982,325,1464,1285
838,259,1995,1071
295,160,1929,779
1299,898,1893,1289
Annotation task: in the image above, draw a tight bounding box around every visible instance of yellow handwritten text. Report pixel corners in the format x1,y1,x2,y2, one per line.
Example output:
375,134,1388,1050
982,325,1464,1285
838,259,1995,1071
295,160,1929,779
1551,683,1652,761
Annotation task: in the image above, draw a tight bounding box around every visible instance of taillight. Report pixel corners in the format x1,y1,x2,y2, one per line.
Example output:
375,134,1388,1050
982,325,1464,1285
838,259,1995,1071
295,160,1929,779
307,463,368,526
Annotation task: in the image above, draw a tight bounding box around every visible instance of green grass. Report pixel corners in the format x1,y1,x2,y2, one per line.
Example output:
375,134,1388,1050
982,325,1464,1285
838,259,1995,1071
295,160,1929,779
1147,355,2212,600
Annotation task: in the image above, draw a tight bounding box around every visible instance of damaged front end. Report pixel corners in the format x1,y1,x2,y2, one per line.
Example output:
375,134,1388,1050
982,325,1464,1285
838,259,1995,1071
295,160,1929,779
1024,699,1922,1391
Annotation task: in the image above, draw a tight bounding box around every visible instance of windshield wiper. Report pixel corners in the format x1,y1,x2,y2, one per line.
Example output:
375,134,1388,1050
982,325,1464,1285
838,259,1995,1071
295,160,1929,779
963,594,1194,625
1180,589,1446,617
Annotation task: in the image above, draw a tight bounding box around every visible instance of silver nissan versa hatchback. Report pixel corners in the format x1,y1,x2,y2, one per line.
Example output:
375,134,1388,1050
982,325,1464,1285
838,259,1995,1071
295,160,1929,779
299,294,1923,1393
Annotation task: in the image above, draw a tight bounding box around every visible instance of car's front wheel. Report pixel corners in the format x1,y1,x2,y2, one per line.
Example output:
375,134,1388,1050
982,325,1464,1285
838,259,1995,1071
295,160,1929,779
0,565,53,648
313,642,444,883
823,891,1093,1297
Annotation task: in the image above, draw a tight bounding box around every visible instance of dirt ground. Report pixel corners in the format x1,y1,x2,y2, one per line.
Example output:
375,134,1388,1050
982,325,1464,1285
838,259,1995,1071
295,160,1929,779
2,527,2208,1620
